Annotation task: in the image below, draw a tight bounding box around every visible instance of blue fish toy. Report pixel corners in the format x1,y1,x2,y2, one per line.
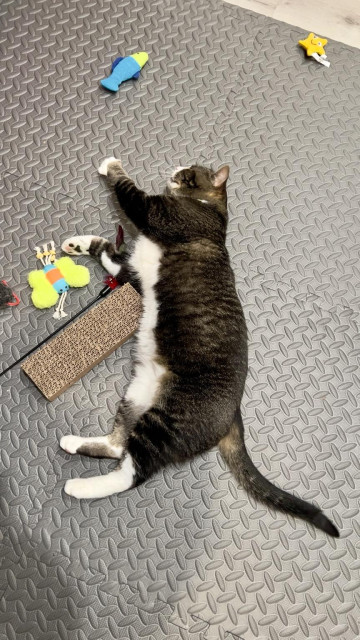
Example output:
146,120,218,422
100,52,149,92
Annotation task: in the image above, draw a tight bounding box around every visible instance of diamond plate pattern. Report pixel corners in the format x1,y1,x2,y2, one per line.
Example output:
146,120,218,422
1,0,360,639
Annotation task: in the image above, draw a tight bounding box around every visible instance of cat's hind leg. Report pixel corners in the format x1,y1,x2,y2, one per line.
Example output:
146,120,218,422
61,235,123,276
60,399,140,460
61,402,143,498
60,434,123,458
64,454,136,499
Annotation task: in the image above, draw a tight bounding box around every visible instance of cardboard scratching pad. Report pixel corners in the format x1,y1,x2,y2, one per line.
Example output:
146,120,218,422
22,284,142,401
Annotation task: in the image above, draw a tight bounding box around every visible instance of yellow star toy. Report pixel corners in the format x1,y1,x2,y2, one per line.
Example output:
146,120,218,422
299,33,330,67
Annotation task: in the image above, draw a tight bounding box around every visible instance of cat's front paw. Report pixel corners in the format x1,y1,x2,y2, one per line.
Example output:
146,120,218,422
61,235,101,255
98,157,121,176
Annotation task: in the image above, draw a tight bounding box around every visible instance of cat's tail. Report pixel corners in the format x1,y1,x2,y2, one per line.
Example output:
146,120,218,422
219,408,339,537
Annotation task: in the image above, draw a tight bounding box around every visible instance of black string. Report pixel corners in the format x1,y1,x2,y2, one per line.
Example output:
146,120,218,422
0,286,112,378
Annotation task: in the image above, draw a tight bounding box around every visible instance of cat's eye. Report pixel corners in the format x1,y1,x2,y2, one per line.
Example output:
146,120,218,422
69,243,74,247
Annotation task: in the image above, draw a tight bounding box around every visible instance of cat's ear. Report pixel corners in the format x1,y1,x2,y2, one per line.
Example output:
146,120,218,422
212,165,229,188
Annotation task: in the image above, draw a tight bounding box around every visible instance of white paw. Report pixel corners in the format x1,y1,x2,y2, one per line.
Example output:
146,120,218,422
60,435,85,454
64,460,135,499
64,478,94,499
61,235,100,255
98,157,119,176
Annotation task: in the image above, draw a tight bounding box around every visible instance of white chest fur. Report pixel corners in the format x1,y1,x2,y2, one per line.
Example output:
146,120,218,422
125,235,167,412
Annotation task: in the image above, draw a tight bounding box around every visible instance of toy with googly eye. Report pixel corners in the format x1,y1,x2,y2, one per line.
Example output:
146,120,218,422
299,33,330,67
28,241,90,319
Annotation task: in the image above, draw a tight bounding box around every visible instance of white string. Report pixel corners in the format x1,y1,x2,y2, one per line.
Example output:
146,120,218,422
50,240,56,263
53,292,68,319
53,293,62,319
312,52,330,67
59,292,68,317
35,246,45,266
42,243,50,265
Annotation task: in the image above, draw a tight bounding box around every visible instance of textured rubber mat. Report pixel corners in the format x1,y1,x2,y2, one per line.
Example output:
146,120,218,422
1,0,360,638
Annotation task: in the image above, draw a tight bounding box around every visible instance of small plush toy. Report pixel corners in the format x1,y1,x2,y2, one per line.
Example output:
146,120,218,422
100,52,149,92
0,280,19,308
28,242,90,319
299,33,330,67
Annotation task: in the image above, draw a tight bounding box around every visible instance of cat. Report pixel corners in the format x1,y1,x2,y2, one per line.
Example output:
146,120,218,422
59,158,339,537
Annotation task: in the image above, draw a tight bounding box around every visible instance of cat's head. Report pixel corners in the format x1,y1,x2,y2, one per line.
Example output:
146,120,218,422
167,164,229,204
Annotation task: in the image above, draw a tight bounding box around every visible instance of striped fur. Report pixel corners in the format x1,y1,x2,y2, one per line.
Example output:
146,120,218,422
60,160,339,537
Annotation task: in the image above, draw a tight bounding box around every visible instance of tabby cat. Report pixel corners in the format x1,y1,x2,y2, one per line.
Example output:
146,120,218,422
60,158,339,537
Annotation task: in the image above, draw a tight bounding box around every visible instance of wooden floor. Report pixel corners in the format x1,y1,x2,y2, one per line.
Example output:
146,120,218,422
225,0,360,48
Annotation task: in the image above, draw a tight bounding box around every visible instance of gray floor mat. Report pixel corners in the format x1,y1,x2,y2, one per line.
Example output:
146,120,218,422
1,0,360,638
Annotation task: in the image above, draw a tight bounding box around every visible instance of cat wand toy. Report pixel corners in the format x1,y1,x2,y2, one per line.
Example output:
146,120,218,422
0,281,115,378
